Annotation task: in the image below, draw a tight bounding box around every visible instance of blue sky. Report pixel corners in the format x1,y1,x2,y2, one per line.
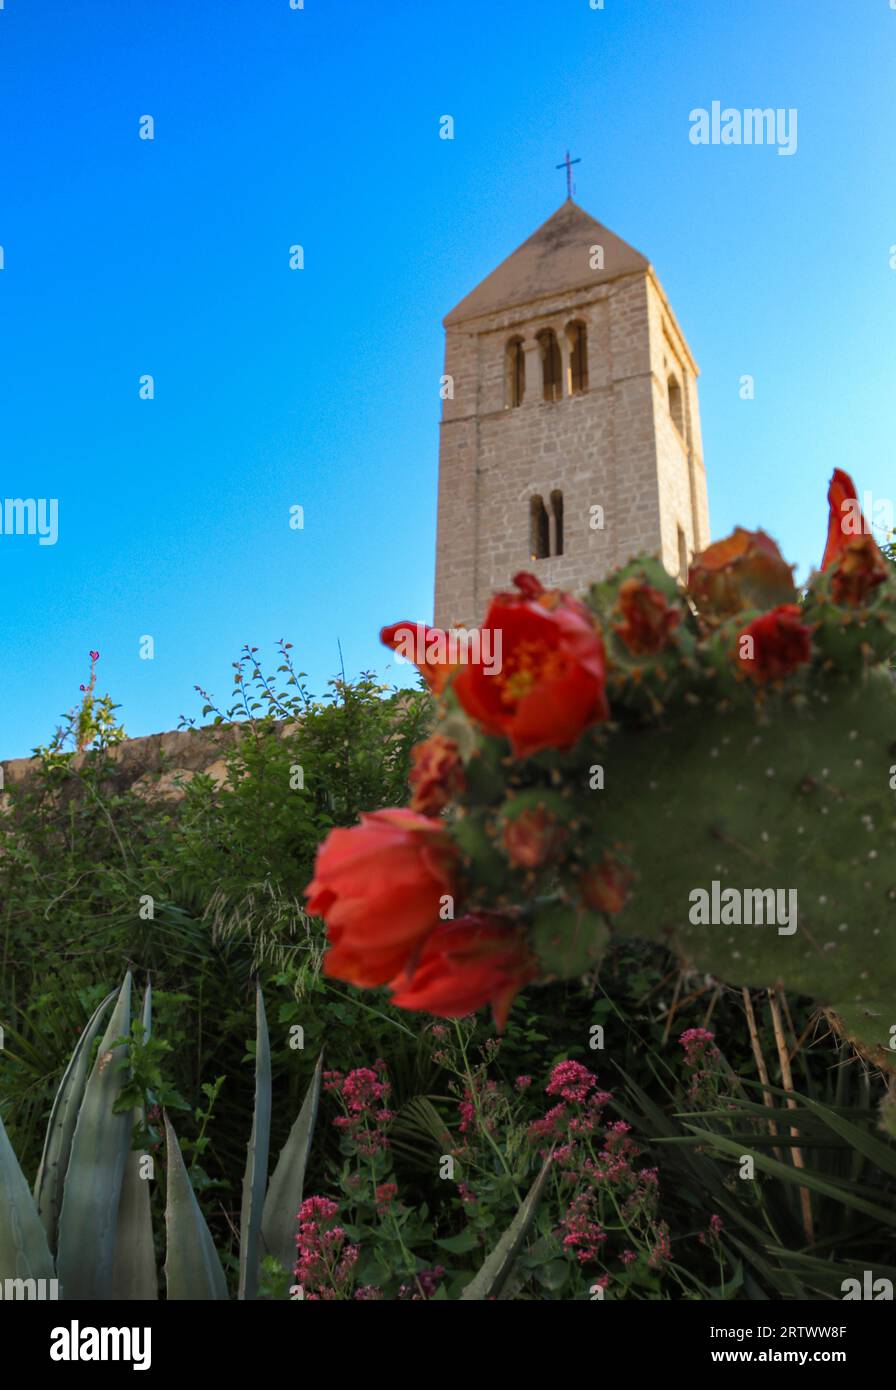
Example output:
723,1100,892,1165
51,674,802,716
1,0,894,757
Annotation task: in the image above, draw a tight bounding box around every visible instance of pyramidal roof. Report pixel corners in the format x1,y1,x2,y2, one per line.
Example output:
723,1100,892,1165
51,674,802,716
444,199,651,327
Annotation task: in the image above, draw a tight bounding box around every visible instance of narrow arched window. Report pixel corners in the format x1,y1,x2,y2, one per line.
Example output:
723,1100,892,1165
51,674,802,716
550,490,564,556
537,329,562,402
668,373,685,436
567,321,588,394
677,524,688,583
530,495,550,559
505,337,525,408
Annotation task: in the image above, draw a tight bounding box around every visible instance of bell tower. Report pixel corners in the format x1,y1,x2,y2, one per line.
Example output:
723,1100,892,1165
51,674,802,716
434,199,710,629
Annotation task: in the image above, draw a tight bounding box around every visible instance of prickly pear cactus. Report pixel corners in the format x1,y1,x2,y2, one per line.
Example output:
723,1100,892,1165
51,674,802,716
592,666,896,1063
412,473,896,1064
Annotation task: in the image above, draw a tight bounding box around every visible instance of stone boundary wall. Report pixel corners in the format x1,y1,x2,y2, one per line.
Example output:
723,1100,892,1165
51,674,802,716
0,722,297,804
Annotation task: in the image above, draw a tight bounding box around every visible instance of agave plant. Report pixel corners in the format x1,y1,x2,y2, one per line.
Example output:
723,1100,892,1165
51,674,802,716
0,972,322,1300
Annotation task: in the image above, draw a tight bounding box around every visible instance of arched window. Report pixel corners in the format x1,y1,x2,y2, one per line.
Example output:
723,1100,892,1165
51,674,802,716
667,373,685,436
677,525,688,583
530,495,550,559
550,489,564,556
567,321,588,394
505,337,525,408
537,329,562,402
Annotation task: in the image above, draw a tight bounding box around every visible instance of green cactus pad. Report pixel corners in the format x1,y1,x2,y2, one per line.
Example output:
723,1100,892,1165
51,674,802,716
593,667,896,1062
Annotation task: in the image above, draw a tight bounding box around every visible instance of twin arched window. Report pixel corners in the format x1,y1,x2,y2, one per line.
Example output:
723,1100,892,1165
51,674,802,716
530,490,564,559
505,321,589,408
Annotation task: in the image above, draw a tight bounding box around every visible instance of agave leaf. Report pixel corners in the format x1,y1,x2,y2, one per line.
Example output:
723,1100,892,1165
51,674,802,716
56,973,134,1299
0,1111,56,1286
163,1112,228,1300
260,1050,323,1280
460,1151,553,1300
33,989,116,1254
238,986,271,1300
111,981,157,1299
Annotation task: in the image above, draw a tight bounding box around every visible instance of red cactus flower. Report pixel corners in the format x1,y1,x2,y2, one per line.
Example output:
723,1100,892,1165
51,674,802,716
821,469,888,606
688,529,796,617
306,809,460,987
451,573,608,758
408,734,465,816
380,621,459,695
502,805,566,869
389,912,538,1030
579,855,633,915
736,604,812,683
89,650,100,662
612,577,681,655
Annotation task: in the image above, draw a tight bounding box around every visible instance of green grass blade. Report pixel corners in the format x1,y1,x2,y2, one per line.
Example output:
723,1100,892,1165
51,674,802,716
32,989,116,1254
460,1152,553,1300
684,1126,896,1226
260,1050,323,1280
796,1093,896,1179
238,985,271,1300
56,972,133,1299
0,1111,56,1286
163,1112,228,1300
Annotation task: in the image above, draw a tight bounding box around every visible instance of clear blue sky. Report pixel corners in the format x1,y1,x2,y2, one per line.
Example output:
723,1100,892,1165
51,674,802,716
1,0,894,757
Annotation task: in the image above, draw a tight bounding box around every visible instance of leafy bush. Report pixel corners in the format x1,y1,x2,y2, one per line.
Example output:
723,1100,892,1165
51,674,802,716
1,629,894,1300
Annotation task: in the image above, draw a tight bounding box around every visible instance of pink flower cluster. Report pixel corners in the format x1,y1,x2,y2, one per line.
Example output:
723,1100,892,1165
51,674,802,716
324,1062,394,1155
678,1027,720,1064
294,1196,360,1299
545,1059,597,1103
458,1077,501,1136
375,1182,398,1213
698,1213,725,1247
527,1060,671,1279
530,1062,612,1145
647,1221,672,1270
561,1189,608,1264
678,1027,724,1106
397,1266,446,1300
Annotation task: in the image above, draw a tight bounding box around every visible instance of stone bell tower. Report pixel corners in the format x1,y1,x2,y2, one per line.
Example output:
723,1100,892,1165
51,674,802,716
434,198,710,629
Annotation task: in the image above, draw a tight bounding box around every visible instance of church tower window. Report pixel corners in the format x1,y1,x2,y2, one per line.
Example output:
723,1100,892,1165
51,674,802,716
550,489,564,556
530,495,550,559
567,321,588,394
677,524,688,583
505,337,525,408
537,329,563,402
667,373,685,436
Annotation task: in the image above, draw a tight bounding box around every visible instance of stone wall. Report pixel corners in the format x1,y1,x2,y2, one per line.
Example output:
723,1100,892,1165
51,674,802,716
0,723,294,805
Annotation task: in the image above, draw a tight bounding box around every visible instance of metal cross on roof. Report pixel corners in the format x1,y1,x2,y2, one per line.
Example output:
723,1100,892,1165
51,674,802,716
555,149,581,200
